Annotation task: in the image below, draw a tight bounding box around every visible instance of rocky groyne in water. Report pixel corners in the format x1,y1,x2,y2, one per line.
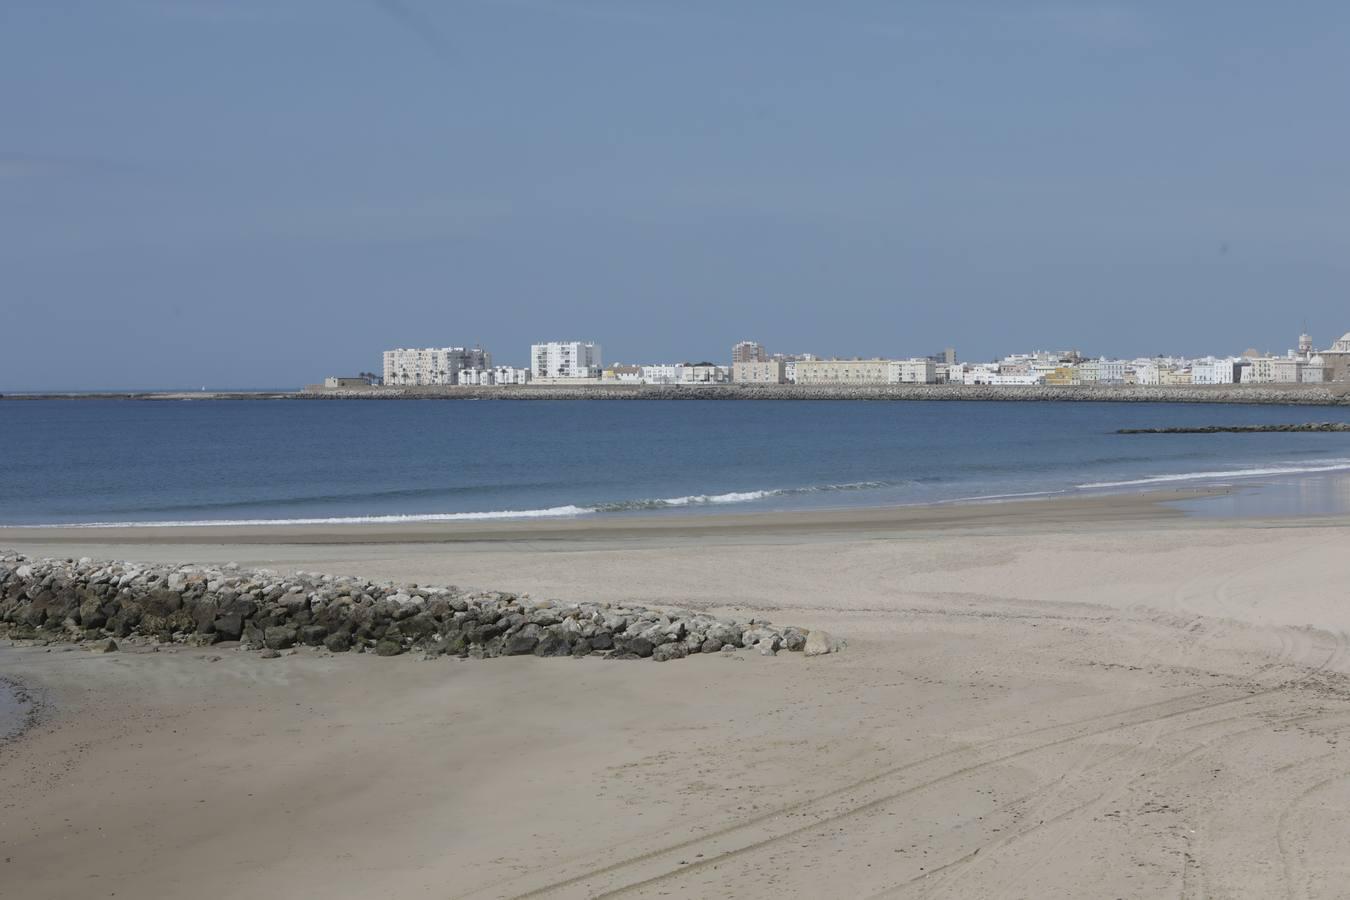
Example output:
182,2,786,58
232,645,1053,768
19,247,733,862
1118,422,1350,434
0,553,838,662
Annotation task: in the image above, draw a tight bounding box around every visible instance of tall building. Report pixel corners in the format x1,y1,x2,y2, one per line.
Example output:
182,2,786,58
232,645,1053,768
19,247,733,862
531,341,602,379
383,346,491,386
732,341,767,365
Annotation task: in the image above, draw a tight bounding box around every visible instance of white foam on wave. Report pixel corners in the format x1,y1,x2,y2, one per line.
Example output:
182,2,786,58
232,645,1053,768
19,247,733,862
22,505,597,529
660,490,776,506
1079,459,1350,490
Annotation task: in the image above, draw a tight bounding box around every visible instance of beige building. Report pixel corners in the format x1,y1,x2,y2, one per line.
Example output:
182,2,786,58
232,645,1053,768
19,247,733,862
795,359,891,385
888,358,936,384
1324,332,1350,382
733,360,786,384
732,341,767,365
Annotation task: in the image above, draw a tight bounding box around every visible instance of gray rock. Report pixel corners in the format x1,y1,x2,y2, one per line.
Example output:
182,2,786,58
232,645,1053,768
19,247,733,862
374,639,404,657
652,642,688,662
701,638,724,654
259,648,281,659
92,638,118,654
504,624,542,655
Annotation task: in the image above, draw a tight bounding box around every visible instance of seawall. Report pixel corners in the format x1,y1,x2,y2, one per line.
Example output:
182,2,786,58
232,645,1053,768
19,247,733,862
7,384,1350,404
0,553,829,662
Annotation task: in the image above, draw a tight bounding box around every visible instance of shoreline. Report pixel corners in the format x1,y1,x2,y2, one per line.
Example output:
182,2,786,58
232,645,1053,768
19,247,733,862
0,487,1234,546
3,382,1350,404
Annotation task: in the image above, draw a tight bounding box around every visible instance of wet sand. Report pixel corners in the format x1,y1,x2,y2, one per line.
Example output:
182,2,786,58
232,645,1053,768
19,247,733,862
3,492,1350,898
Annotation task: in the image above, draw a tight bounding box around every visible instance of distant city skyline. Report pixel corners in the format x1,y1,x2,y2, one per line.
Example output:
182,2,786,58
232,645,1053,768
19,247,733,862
4,3,1350,390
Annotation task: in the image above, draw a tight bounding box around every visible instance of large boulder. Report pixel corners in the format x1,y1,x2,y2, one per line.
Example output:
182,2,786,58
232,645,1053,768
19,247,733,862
803,630,839,657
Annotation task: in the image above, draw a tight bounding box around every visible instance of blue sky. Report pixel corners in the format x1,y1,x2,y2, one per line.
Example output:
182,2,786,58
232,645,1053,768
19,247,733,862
3,1,1348,389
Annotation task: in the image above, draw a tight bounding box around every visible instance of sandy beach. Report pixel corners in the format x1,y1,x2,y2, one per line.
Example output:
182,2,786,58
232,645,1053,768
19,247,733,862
4,491,1350,898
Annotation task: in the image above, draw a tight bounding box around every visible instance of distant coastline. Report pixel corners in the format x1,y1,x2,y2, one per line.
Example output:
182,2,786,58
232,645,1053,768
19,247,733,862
4,383,1350,404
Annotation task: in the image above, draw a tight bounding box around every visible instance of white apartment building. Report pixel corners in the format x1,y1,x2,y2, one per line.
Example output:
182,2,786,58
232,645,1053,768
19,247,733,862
1098,359,1128,384
641,364,683,385
1191,358,1238,384
383,347,491,386
888,358,937,384
531,341,601,379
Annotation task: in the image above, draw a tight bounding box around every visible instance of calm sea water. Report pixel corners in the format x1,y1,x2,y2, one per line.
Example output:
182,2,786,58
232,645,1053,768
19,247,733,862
1,399,1349,526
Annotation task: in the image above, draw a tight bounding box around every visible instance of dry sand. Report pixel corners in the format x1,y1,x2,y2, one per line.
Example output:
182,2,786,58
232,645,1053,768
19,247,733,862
3,493,1350,899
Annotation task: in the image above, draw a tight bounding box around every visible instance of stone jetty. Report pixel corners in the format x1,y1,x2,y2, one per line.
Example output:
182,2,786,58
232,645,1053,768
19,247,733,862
1117,422,1350,434
0,553,836,662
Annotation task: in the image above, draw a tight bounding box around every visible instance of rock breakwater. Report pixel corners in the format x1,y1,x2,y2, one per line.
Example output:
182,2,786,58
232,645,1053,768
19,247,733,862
1118,422,1350,434
0,553,834,662
301,383,1350,405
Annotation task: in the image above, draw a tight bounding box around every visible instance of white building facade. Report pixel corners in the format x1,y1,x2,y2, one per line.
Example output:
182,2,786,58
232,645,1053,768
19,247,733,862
383,347,491,386
531,342,602,379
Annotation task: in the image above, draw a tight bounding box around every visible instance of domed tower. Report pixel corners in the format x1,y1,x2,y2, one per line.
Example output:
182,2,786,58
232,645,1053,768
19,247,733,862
1299,332,1313,356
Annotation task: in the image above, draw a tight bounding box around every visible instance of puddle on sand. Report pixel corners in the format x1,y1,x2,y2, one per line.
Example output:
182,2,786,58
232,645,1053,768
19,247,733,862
0,681,31,741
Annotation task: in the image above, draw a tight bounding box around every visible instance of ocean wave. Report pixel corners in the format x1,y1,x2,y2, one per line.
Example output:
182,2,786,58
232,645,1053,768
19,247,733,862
19,480,912,527
22,505,598,529
1078,459,1350,489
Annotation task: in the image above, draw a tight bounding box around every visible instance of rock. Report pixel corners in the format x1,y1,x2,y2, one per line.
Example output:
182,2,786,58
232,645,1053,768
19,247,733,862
757,636,779,656
259,648,281,659
652,642,688,662
781,628,808,652
701,638,724,654
803,630,838,657
263,625,298,651
617,636,654,658
504,624,542,655
323,632,352,653
374,639,404,657
92,638,118,653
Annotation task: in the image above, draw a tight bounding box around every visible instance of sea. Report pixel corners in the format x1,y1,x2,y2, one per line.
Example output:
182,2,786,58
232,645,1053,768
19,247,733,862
1,399,1349,527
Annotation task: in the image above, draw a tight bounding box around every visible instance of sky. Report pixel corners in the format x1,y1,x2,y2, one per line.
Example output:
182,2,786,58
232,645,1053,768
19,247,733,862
2,1,1349,389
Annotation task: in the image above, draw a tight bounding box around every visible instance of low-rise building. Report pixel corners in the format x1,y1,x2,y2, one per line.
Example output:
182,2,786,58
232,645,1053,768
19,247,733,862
323,376,374,389
602,365,644,384
1240,357,1277,383
887,358,936,384
681,364,731,384
1324,332,1350,382
795,359,891,385
734,360,787,384
641,364,683,385
1192,359,1238,384
1044,366,1080,386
